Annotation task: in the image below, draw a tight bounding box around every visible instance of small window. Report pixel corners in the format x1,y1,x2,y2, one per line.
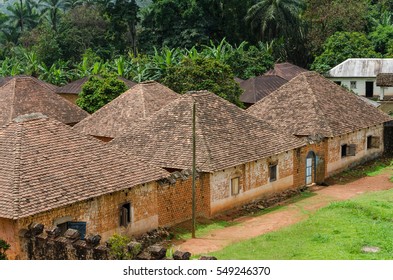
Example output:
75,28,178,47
120,203,131,227
341,144,347,157
334,81,342,86
269,165,277,182
367,136,380,149
57,221,87,239
342,144,356,157
231,177,240,195
367,136,373,149
350,81,357,89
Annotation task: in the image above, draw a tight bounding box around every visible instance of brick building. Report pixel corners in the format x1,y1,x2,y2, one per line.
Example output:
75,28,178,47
110,91,306,218
247,72,392,184
0,113,170,259
73,81,179,141
0,76,89,126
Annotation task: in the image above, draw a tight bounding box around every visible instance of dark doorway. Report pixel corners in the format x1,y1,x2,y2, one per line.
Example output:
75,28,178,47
365,81,374,97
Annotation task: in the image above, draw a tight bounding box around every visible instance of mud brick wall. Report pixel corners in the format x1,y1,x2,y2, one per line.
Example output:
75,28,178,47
12,182,158,259
210,151,298,216
157,173,211,227
293,141,328,187
327,125,385,176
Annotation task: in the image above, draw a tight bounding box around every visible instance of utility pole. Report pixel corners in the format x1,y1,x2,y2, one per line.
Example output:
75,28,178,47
192,101,196,238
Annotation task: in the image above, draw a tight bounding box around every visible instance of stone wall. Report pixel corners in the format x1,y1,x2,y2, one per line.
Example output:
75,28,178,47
18,223,181,260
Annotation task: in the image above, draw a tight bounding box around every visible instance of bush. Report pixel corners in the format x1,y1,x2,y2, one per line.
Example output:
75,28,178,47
106,234,134,260
0,239,10,260
76,75,128,113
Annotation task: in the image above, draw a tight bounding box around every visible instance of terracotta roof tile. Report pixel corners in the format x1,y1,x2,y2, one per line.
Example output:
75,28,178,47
265,62,308,81
247,72,392,137
110,91,306,172
0,76,89,126
73,81,180,138
0,113,169,219
0,75,59,92
240,75,287,104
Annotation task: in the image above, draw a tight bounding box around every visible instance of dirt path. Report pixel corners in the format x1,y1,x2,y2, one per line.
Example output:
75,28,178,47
176,170,393,255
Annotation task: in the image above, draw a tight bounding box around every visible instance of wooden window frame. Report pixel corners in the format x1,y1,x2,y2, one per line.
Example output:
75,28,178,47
269,164,277,182
367,136,380,149
342,144,356,157
231,177,240,196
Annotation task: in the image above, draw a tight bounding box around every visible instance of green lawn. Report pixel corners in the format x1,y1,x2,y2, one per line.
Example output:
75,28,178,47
212,188,393,260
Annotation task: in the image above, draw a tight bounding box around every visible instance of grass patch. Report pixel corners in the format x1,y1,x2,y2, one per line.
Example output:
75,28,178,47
327,157,393,184
172,191,316,241
211,188,393,260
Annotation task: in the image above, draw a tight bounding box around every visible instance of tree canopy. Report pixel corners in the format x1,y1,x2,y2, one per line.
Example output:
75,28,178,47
162,57,243,107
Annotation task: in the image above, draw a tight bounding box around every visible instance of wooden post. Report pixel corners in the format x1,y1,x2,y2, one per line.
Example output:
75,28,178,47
192,101,196,238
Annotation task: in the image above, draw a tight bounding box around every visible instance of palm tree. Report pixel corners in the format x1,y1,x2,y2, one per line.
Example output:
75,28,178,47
246,0,304,41
6,0,39,33
64,0,85,10
39,0,66,31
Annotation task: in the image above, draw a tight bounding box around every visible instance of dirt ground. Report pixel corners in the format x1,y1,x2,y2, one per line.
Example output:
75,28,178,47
175,168,393,256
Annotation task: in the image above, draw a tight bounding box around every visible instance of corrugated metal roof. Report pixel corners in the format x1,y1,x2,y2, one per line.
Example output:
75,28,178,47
328,59,393,77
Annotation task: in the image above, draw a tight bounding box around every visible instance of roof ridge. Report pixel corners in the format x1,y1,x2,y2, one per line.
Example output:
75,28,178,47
306,75,335,137
140,84,147,118
9,78,16,124
12,121,24,219
193,99,215,171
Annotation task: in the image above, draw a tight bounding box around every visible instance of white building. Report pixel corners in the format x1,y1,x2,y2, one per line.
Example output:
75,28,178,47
327,58,393,100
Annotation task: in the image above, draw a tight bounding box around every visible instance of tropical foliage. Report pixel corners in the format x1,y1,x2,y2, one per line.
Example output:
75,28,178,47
162,57,243,106
76,75,128,113
1,0,393,106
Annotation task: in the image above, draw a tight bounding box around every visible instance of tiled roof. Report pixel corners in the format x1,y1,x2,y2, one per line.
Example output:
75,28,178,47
0,113,169,220
240,75,287,104
265,62,308,81
0,76,89,126
110,91,305,172
247,72,392,137
376,73,393,87
328,59,393,78
0,75,59,92
56,76,136,94
73,81,180,139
